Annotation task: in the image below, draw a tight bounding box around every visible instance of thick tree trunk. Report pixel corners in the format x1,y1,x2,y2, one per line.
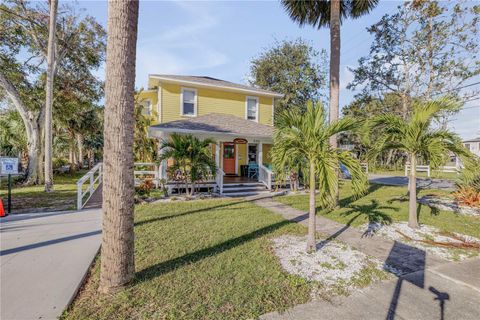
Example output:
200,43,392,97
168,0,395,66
44,0,58,192
330,0,341,206
0,73,41,185
306,160,317,253
329,0,340,148
408,154,419,229
99,0,139,294
76,133,84,169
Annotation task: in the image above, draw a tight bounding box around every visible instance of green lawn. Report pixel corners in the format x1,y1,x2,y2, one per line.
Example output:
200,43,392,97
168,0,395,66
63,199,313,320
278,181,480,238
0,171,87,213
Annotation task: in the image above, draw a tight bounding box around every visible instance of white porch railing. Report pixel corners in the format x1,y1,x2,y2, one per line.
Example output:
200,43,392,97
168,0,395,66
258,164,273,190
134,162,159,187
76,162,103,210
216,168,225,194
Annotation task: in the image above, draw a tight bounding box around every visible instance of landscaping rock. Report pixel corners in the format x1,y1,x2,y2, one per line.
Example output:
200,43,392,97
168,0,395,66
418,196,480,217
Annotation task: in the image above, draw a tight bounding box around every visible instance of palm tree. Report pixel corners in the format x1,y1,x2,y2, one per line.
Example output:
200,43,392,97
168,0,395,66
99,0,139,293
272,102,368,252
44,0,58,192
159,134,216,196
281,0,378,203
368,98,471,229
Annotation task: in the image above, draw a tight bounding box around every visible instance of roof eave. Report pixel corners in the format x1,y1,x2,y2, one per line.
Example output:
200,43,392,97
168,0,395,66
148,75,284,98
148,126,273,140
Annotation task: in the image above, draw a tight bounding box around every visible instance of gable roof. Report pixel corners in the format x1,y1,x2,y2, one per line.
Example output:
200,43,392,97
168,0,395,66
149,113,274,139
149,74,283,98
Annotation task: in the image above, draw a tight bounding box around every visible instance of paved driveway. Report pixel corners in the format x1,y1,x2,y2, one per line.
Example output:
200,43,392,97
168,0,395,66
1,208,102,320
369,174,456,190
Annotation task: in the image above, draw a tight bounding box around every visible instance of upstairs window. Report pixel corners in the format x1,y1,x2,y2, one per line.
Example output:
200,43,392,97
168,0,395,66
246,97,258,121
181,88,197,116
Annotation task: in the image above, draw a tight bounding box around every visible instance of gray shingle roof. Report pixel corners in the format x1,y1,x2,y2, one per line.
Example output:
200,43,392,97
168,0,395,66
463,137,480,143
150,113,274,138
149,74,283,97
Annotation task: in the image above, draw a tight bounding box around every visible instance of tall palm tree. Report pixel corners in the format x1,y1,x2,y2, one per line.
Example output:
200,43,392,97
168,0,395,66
281,0,378,203
99,0,139,293
44,0,58,192
368,98,471,229
272,102,367,252
159,134,216,196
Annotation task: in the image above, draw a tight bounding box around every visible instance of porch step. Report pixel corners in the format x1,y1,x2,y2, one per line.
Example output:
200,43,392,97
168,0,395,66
222,181,270,197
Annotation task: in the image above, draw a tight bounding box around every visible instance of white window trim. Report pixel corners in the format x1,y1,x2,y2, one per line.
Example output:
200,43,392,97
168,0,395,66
245,96,259,122
180,87,198,117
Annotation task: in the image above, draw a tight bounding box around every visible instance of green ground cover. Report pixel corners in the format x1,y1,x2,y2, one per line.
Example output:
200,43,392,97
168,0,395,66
278,181,480,238
63,199,311,319
0,171,87,213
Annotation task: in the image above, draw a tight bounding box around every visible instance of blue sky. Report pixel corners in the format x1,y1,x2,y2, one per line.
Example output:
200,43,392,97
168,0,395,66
79,0,479,139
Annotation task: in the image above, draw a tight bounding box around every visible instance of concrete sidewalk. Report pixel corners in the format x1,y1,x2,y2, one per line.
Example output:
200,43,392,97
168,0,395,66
256,198,480,319
1,208,102,320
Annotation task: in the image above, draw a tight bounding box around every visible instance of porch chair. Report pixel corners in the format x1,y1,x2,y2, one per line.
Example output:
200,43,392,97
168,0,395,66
248,163,259,179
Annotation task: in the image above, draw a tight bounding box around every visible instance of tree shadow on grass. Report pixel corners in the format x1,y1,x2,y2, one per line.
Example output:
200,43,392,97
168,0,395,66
338,183,384,208
340,200,397,237
134,199,251,227
134,219,293,283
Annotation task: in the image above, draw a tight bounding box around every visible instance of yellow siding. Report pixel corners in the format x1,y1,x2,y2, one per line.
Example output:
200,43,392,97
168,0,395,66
237,143,247,173
263,144,272,165
136,90,159,123
160,83,273,126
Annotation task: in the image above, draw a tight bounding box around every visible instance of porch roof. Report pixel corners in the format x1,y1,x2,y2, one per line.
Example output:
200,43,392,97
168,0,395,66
149,113,274,140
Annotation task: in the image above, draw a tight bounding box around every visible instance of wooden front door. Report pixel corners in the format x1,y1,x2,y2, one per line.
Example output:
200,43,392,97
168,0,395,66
223,142,236,175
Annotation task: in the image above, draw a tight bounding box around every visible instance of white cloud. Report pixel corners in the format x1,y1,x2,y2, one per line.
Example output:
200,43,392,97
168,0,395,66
135,1,228,88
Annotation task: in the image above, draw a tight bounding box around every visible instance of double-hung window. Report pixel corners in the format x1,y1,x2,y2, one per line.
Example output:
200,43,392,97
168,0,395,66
246,97,258,121
140,100,151,116
181,88,197,116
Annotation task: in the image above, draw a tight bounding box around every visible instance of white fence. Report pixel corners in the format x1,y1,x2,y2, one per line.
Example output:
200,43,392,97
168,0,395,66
216,168,225,194
405,164,460,177
134,162,160,188
76,163,103,210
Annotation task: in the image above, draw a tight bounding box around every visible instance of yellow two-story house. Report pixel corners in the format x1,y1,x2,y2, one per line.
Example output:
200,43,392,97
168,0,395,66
138,74,283,191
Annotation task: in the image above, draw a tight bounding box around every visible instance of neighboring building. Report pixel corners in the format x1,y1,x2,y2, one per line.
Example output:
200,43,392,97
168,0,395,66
137,75,282,190
463,137,480,157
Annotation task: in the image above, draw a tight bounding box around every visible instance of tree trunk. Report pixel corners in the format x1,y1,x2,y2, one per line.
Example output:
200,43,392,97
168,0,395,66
408,154,419,228
0,73,41,185
44,0,58,192
329,0,341,206
99,0,139,294
77,133,84,169
306,160,317,252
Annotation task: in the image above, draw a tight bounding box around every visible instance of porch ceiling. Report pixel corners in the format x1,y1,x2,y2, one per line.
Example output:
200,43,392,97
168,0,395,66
148,113,274,141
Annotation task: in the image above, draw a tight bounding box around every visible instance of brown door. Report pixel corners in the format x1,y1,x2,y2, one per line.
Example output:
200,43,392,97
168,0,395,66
223,142,236,175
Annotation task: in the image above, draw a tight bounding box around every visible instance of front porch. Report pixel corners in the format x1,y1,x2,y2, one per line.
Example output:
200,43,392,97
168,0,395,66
146,113,279,194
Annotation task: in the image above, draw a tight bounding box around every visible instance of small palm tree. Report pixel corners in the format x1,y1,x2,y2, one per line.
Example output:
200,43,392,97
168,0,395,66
272,102,368,252
159,133,216,196
368,98,471,229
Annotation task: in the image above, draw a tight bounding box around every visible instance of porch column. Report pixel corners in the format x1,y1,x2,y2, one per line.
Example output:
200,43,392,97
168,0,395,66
258,142,263,166
158,133,168,180
215,142,220,168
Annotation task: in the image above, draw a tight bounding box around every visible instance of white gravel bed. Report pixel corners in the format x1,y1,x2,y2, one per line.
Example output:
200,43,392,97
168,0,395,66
271,235,385,290
363,222,480,261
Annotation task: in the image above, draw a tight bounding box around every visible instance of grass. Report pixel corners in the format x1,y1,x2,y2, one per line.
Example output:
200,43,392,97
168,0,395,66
0,171,88,213
62,199,314,320
277,181,480,238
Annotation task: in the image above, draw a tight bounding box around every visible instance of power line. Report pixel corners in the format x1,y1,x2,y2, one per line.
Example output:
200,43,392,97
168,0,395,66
432,81,480,97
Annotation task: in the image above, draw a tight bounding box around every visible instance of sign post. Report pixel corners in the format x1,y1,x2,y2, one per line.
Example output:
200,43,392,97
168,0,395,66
1,157,19,215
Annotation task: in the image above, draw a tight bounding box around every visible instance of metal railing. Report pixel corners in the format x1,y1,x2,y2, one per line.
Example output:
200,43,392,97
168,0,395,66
76,162,103,210
258,164,273,190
